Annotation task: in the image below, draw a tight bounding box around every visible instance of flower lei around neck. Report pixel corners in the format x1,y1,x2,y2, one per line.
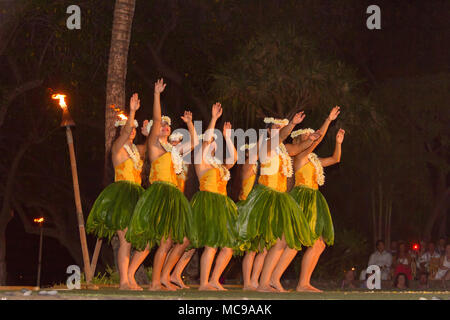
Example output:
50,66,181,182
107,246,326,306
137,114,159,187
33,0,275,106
307,152,325,186
123,144,143,171
205,154,230,181
276,143,293,178
159,140,183,175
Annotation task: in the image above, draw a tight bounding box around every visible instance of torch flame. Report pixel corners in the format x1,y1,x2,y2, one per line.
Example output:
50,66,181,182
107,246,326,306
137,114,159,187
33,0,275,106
52,94,67,109
34,217,44,223
118,113,128,121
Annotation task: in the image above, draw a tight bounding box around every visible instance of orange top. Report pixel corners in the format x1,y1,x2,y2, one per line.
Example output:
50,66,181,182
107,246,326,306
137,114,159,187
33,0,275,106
176,166,188,193
114,158,142,185
199,168,227,196
258,155,287,192
294,161,318,190
239,173,256,201
149,152,178,186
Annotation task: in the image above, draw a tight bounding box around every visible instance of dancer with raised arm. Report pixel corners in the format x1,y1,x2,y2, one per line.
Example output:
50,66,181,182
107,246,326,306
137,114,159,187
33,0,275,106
126,79,192,291
238,112,320,292
86,93,147,290
237,143,268,291
269,106,341,292
190,103,239,291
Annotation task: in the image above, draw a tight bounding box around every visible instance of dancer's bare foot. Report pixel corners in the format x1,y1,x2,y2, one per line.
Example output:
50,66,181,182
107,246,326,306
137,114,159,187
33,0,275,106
128,274,142,290
243,285,257,291
161,279,178,291
296,284,322,293
256,284,278,292
270,280,288,292
119,283,132,290
149,282,167,291
250,280,259,289
198,283,218,291
210,281,227,291
170,275,190,289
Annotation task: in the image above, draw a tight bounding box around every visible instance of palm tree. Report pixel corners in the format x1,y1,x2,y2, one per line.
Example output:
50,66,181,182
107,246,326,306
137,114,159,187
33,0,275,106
104,0,136,185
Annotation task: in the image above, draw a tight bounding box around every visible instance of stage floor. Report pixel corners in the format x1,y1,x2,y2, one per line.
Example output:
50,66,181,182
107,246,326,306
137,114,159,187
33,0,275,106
1,287,449,300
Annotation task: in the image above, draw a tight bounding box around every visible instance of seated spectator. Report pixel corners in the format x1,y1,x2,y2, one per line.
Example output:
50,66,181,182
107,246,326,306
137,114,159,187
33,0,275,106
437,237,447,256
393,242,412,280
341,268,357,289
435,244,450,282
393,272,409,290
424,242,441,279
416,240,428,275
368,240,392,280
389,240,398,257
417,272,429,290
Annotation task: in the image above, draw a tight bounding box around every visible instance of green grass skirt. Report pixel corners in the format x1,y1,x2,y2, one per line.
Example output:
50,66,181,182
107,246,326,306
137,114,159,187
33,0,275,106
237,184,314,252
125,181,192,251
290,186,334,246
86,181,144,241
189,191,239,250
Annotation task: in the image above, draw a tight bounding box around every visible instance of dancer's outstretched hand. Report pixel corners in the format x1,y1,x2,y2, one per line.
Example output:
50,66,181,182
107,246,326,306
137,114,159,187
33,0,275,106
309,130,322,141
291,111,305,125
223,122,232,138
329,106,341,121
130,93,140,112
181,111,193,123
154,78,166,94
142,119,150,136
336,128,345,144
211,102,223,120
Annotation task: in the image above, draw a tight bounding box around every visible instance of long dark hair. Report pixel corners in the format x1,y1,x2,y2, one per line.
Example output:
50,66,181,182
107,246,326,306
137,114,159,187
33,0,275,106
393,273,409,288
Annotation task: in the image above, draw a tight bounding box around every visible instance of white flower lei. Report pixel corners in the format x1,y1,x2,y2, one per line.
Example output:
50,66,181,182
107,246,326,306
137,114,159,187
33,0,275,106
205,154,230,181
239,143,257,151
178,162,189,181
115,119,138,128
277,143,293,178
160,140,183,175
169,132,184,142
144,116,171,135
308,152,325,186
264,117,289,126
291,128,315,139
123,144,142,171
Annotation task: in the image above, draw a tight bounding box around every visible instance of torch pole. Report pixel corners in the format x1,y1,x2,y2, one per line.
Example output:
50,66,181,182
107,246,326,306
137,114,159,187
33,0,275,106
65,126,93,283
36,223,43,288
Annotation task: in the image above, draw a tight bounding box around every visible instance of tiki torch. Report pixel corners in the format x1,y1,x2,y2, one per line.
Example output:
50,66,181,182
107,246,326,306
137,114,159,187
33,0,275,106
51,94,94,286
34,217,44,288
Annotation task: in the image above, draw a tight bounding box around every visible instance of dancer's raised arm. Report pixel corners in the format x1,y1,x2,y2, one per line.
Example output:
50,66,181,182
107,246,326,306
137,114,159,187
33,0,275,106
223,122,237,169
285,129,321,157
202,102,222,149
112,93,140,155
320,129,345,167
177,110,199,155
314,106,340,146
264,111,305,157
147,78,166,150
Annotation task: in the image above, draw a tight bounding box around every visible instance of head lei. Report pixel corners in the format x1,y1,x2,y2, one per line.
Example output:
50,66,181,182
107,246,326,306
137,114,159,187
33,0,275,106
198,132,218,141
239,142,257,152
114,114,138,128
291,128,315,139
169,132,184,142
263,117,289,126
144,115,171,135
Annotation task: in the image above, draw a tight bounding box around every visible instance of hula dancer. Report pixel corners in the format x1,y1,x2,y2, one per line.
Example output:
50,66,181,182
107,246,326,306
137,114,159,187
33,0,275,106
269,106,341,292
238,143,268,291
86,93,146,290
161,112,199,290
126,79,192,291
238,112,320,292
190,103,238,291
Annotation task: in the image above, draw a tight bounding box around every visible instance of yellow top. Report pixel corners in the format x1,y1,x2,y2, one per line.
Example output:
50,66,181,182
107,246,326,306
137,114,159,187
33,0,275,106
239,174,256,201
199,168,227,196
114,158,142,185
176,167,188,193
294,161,318,190
149,152,178,186
258,155,287,192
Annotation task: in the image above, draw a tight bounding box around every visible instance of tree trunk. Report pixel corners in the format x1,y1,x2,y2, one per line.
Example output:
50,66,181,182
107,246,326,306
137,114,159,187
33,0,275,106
104,0,136,186
424,170,449,240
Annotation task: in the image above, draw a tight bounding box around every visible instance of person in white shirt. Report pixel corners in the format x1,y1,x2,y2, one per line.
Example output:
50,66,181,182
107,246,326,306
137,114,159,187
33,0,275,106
423,242,441,279
368,240,393,280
